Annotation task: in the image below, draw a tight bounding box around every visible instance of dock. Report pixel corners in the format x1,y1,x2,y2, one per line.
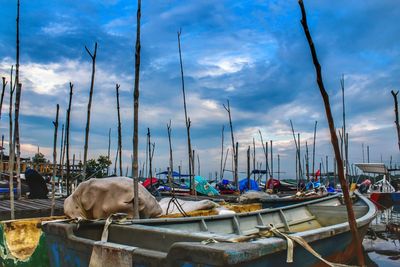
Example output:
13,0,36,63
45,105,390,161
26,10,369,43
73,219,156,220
0,198,64,221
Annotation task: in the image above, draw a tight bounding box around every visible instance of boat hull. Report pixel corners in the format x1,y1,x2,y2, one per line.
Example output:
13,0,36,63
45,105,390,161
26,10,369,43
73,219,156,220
43,193,377,267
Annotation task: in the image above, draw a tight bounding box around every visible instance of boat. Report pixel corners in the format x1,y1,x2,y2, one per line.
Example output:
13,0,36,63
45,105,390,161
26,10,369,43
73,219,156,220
240,190,331,209
355,163,400,210
0,216,65,266
42,192,377,266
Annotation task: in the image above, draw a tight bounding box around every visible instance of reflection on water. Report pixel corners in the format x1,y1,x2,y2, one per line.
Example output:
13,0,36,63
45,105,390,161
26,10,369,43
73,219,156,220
364,204,400,266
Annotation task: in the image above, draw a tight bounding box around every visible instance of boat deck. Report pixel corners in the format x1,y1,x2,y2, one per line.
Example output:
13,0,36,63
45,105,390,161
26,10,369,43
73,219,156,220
0,198,64,221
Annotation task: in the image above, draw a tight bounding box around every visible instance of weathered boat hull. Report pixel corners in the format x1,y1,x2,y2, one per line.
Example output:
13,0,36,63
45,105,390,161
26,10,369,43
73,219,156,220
0,217,64,267
43,193,377,266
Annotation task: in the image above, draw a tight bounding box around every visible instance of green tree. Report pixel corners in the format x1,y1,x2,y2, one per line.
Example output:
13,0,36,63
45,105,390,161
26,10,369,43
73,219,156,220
32,152,47,164
85,155,112,178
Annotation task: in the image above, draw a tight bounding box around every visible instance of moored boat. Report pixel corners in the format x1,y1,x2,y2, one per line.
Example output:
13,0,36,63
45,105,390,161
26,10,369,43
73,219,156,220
43,192,377,266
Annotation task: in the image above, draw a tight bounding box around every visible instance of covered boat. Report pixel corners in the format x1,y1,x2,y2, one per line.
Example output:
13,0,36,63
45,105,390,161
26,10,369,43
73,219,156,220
43,192,376,266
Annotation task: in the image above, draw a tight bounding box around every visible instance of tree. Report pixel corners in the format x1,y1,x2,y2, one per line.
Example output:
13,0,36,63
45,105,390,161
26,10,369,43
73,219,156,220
85,155,112,178
32,152,47,165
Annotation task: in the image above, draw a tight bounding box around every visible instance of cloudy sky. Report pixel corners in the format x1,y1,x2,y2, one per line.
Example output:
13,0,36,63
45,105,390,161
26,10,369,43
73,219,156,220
0,0,399,179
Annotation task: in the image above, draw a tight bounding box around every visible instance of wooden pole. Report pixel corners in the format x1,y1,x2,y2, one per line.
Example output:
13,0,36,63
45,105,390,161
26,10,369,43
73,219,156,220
367,145,370,163
258,130,270,189
66,82,73,195
0,77,6,181
253,137,256,180
107,128,111,176
235,142,239,191
197,153,200,176
14,0,21,199
290,120,303,180
298,1,365,264
147,128,152,181
223,100,238,190
247,146,250,190
14,82,22,199
83,42,98,180
8,66,15,220
305,141,310,180
219,125,224,180
391,90,400,151
0,135,3,180
270,140,273,179
132,0,141,219
167,121,173,185
59,124,64,176
51,104,59,216
312,121,317,177
221,148,229,180
177,29,194,195
116,84,122,176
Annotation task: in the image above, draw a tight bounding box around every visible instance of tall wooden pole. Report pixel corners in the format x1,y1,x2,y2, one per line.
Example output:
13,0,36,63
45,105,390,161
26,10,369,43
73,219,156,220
219,125,224,180
116,84,122,176
253,137,256,180
83,42,98,180
107,128,111,176
298,1,365,265
8,66,15,219
167,121,173,185
132,0,141,219
177,29,193,194
391,90,400,151
235,142,239,191
147,128,152,181
278,154,280,180
66,83,73,195
312,121,317,177
51,104,59,216
221,148,229,180
14,83,22,199
14,0,21,199
59,124,64,176
247,146,250,190
270,140,273,179
305,141,310,180
0,78,6,181
223,100,237,189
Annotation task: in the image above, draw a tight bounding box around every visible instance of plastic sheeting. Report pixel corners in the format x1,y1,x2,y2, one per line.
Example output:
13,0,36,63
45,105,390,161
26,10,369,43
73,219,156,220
239,178,260,192
64,177,162,220
158,198,219,216
187,176,220,196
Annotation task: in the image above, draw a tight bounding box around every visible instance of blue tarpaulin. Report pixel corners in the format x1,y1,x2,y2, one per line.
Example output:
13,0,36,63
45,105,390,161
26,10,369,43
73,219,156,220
239,178,260,192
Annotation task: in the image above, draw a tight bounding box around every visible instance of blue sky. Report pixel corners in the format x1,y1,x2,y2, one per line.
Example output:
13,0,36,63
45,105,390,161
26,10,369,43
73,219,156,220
0,0,399,179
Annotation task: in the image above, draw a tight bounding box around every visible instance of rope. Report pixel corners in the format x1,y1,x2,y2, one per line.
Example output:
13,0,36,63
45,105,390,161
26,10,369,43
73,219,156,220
166,197,188,217
264,224,356,267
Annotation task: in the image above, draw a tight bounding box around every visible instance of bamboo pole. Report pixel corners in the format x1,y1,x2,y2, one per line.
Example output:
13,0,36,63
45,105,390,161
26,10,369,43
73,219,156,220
391,90,400,151
312,121,317,177
83,42,98,180
219,125,224,180
270,140,273,179
8,66,15,220
298,1,365,264
167,121,173,185
223,100,238,190
66,82,73,195
0,78,6,181
107,128,111,176
147,128,153,182
59,124,64,176
197,153,200,176
14,82,22,199
305,141,310,180
253,137,256,180
234,142,238,191
247,146,250,190
278,154,280,180
132,0,141,219
116,84,122,176
177,29,194,195
51,104,59,216
221,148,229,180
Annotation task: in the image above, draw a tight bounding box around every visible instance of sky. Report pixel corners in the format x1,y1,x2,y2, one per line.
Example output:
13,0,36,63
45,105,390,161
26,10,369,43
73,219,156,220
0,0,399,180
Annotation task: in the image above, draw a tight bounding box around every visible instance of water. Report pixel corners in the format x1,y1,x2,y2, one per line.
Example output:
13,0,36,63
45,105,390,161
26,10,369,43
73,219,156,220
363,204,400,266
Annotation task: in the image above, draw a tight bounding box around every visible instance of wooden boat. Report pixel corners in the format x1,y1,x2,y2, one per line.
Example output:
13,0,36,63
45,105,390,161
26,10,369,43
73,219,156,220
0,216,65,266
42,192,377,266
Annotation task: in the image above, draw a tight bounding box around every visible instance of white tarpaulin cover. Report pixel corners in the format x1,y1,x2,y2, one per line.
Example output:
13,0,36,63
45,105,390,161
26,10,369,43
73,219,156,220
158,197,219,216
64,177,162,220
355,163,388,174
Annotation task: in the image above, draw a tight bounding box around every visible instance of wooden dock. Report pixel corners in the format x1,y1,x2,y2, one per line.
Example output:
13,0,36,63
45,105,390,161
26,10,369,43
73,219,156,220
0,198,64,221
